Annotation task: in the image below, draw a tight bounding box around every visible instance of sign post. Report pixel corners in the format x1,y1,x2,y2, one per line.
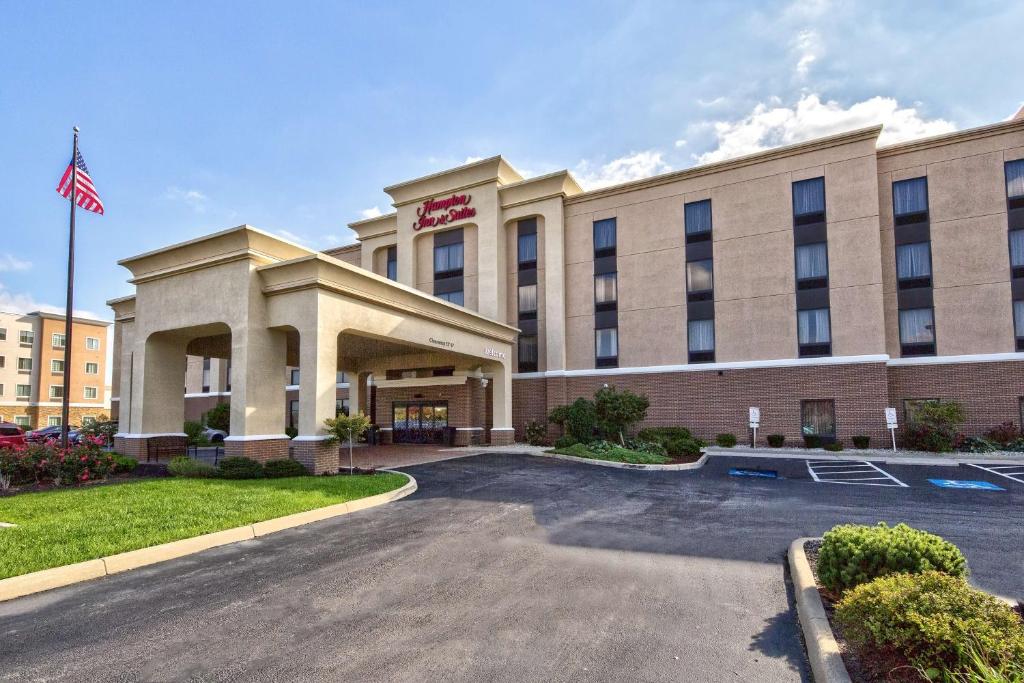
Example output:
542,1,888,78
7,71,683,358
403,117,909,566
885,408,898,452
748,407,760,448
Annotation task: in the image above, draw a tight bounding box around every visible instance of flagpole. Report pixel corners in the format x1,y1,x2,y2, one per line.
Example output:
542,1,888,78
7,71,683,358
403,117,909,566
60,126,79,449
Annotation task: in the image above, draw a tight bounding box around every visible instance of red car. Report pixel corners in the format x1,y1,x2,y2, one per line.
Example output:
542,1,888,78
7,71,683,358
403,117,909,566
0,422,27,448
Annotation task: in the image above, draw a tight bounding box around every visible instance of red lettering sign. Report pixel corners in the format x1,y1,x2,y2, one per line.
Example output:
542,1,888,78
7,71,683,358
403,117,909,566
412,193,476,230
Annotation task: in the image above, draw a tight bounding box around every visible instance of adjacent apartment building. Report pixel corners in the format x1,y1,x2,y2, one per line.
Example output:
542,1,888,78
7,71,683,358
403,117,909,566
113,109,1024,451
0,311,111,429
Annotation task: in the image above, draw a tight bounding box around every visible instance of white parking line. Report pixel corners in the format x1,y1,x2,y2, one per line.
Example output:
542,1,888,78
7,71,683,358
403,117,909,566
966,463,1024,485
807,460,909,487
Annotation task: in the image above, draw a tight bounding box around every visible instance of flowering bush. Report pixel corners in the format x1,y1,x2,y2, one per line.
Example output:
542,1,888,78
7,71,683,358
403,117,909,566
0,436,114,490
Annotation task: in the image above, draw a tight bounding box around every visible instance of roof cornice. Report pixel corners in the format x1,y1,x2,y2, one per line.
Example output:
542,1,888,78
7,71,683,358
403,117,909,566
877,117,1024,157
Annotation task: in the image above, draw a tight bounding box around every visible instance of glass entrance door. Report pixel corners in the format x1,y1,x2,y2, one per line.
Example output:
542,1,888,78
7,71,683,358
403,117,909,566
392,401,449,444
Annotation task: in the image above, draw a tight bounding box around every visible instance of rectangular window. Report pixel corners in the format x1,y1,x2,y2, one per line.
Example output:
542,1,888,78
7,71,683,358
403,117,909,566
52,333,66,348
202,357,211,392
437,290,464,306
289,400,299,429
593,218,616,256
85,337,100,350
85,362,99,374
15,416,30,427
47,416,62,427
336,399,350,417
687,319,715,361
518,335,538,372
1006,159,1024,199
0,356,5,368
1015,301,1024,350
896,242,932,285
899,308,936,356
795,243,828,286
19,330,33,345
892,177,929,219
433,242,464,276
801,399,836,438
798,308,831,345
336,371,348,384
16,384,30,398
0,384,3,395
17,357,31,371
49,385,64,399
686,259,714,294
82,416,97,426
386,246,397,281
595,327,618,366
289,368,300,385
84,386,98,399
684,200,712,241
518,284,538,319
594,272,617,309
1010,231,1024,270
0,328,6,341
518,232,537,267
51,359,64,373
792,177,826,220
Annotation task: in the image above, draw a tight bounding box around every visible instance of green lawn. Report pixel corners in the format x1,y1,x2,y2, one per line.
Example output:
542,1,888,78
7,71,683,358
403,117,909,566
549,443,673,465
0,474,407,580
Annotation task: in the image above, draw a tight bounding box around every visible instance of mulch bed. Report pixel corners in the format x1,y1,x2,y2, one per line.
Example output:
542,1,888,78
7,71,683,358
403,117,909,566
803,540,924,683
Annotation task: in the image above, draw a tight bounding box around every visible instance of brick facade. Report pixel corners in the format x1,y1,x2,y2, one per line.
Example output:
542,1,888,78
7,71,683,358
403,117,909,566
113,435,188,461
223,438,291,463
291,439,340,474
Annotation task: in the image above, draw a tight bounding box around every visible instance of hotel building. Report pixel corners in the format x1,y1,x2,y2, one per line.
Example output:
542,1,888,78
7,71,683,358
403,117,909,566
109,111,1024,470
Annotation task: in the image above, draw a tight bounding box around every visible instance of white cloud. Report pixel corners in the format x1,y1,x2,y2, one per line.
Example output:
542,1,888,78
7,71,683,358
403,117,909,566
163,186,208,212
674,139,687,148
463,156,485,164
694,94,956,164
574,151,672,190
697,96,727,108
0,254,32,272
0,282,100,319
359,206,383,220
793,29,822,79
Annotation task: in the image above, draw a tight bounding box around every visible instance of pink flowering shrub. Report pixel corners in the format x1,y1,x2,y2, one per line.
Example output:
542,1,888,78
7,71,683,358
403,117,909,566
0,436,114,490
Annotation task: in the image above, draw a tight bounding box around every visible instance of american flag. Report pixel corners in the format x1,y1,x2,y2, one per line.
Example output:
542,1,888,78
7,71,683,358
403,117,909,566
56,149,104,215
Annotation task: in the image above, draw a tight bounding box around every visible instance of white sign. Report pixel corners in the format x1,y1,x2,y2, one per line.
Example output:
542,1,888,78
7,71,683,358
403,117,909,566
885,407,898,429
748,407,760,428
484,348,506,359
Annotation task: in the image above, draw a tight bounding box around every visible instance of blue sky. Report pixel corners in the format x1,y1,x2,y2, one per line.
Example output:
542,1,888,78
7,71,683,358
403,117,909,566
1,0,1022,325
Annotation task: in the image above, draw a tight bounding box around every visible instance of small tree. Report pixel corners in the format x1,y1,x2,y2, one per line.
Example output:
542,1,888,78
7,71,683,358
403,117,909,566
548,398,597,443
325,411,372,474
904,400,966,452
204,402,230,433
183,420,205,446
594,386,650,445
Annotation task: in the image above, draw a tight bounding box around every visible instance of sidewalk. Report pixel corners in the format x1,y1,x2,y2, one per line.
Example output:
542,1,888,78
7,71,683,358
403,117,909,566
704,445,1024,466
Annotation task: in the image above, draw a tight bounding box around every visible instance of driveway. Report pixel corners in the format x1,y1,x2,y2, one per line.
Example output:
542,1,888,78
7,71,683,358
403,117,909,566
1,453,1021,681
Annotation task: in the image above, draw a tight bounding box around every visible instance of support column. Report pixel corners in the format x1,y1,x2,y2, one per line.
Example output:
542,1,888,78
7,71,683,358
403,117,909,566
114,331,188,459
223,325,290,463
489,361,514,446
291,327,339,474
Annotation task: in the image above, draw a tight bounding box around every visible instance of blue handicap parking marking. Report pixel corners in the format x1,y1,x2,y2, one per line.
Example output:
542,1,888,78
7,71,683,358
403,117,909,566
928,479,1005,491
729,468,778,479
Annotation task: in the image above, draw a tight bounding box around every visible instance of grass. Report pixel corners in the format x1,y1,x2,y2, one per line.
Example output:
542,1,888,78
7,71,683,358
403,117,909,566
0,474,407,579
550,443,673,465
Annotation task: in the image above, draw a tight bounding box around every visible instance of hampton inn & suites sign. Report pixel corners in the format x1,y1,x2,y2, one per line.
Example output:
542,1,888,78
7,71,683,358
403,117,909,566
413,193,476,230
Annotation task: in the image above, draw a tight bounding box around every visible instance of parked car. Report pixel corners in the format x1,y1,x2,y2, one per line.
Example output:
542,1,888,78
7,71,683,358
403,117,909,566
26,425,63,443
0,422,27,448
202,427,226,443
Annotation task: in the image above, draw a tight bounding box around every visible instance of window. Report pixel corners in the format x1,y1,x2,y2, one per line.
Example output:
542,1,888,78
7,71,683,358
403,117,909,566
17,357,31,371
85,337,100,350
593,218,616,256
0,328,5,341
337,371,348,384
289,368,300,385
47,416,62,427
687,319,715,362
904,398,939,424
336,399,350,417
684,200,712,242
686,259,714,294
518,284,538,319
595,327,618,365
798,308,831,345
289,400,299,429
82,416,97,426
1006,159,1024,200
19,330,33,345
795,243,828,285
1015,301,1024,350
0,384,3,396
433,242,464,276
50,359,64,373
793,177,826,220
594,272,617,309
892,177,929,220
896,242,932,285
801,400,836,438
1010,231,1024,271
84,386,98,399
518,232,537,267
437,290,464,306
14,416,29,427
518,334,538,372
202,357,211,393
49,385,64,399
85,362,98,374
0,356,4,368
386,246,397,281
16,384,30,398
899,308,935,344
52,333,66,348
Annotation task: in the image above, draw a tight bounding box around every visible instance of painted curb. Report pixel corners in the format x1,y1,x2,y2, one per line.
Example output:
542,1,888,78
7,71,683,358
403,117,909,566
788,537,852,683
708,447,1024,467
0,472,417,603
533,450,708,471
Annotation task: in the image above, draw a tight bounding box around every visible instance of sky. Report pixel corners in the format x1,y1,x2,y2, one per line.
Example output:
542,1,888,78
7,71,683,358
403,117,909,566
1,0,1023,330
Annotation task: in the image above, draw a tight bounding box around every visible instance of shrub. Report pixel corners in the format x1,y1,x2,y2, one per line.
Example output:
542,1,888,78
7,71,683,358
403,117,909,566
553,435,577,449
824,441,844,452
818,522,968,594
987,421,1021,446
622,437,667,456
262,459,308,478
204,402,231,433
958,436,998,454
716,433,737,448
593,386,650,444
548,398,597,444
110,453,138,473
903,401,966,453
836,571,1024,675
637,428,704,456
767,434,785,448
217,456,264,479
554,441,670,465
803,434,823,449
184,421,205,446
852,435,870,449
167,456,216,478
638,427,692,442
525,420,547,446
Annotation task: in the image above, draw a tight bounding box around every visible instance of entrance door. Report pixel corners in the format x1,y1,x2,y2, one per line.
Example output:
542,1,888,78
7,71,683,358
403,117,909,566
392,401,449,444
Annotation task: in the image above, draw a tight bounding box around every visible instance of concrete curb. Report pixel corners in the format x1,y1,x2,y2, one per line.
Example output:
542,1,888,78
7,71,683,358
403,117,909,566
532,450,708,471
788,537,852,683
708,447,1024,467
0,471,417,603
